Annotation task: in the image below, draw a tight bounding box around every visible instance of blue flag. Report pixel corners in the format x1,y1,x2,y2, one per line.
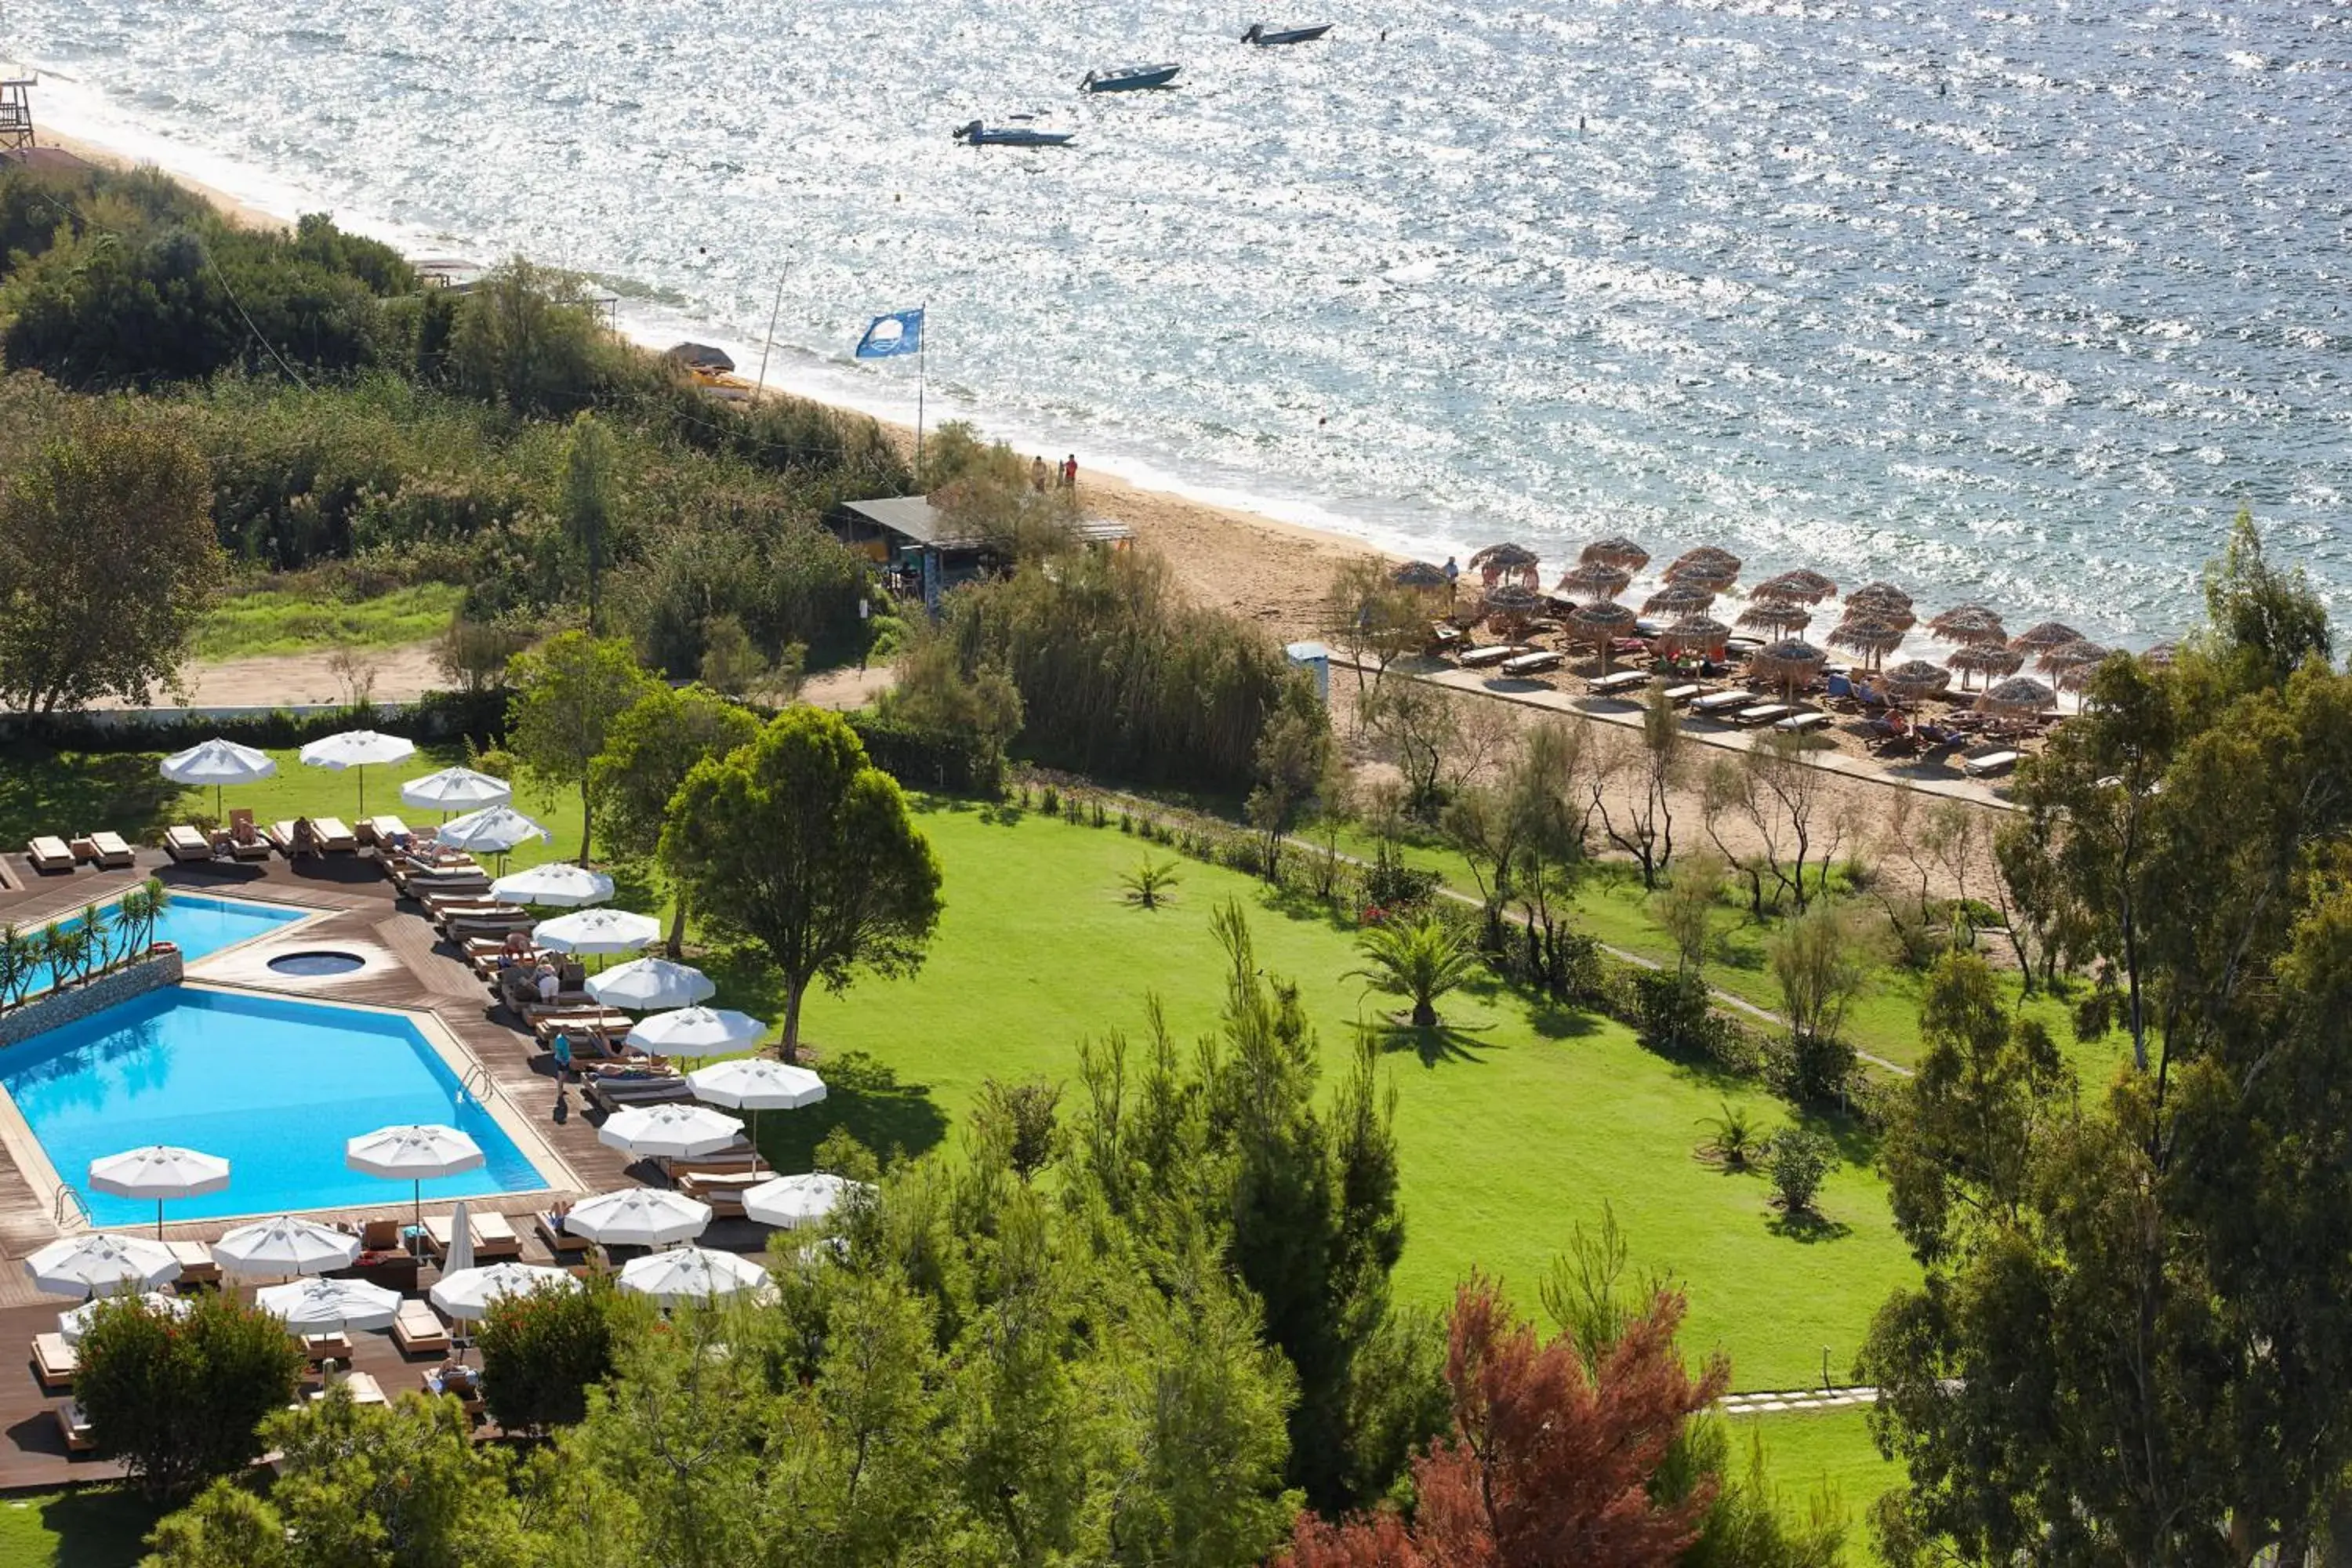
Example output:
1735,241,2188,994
855,308,924,359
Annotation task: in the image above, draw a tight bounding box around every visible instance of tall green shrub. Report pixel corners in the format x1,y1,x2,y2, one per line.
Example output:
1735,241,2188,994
75,1292,306,1501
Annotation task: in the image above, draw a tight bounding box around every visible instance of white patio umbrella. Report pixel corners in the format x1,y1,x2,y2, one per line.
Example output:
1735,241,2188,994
430,1261,579,1322
617,1245,771,1306
490,862,615,909
297,730,417,818
445,1199,476,1276
562,1188,712,1248
346,1124,485,1242
586,958,714,1012
257,1276,401,1335
213,1214,361,1279
60,1291,187,1345
631,1007,768,1056
436,805,551,867
535,908,662,957
25,1233,180,1300
742,1172,866,1230
598,1103,746,1162
87,1145,230,1237
400,766,512,815
686,1055,822,1172
160,737,277,821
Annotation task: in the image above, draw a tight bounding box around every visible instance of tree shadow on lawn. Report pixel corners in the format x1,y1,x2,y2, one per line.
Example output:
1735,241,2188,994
1766,1206,1856,1244
1359,1018,1496,1068
0,749,185,848
28,1484,164,1566
757,1048,949,1171
1524,1002,1602,1041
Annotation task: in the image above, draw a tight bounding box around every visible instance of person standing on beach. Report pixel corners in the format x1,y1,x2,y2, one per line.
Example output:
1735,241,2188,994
1443,556,1460,604
1032,456,1050,492
1062,454,1078,490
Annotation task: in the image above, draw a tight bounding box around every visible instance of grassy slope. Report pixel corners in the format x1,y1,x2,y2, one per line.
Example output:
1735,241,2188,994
0,1490,162,1568
193,583,465,661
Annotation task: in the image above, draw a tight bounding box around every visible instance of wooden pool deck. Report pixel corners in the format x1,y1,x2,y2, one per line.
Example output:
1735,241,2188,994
0,844,777,1490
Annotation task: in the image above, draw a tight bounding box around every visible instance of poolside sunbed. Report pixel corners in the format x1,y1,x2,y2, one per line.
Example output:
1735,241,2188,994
167,1240,219,1286
73,831,136,869
311,1370,386,1406
583,1074,695,1113
423,1210,523,1261
56,1400,95,1454
1690,689,1758,715
535,1210,593,1255
31,1331,75,1392
220,810,272,862
1962,750,2021,779
355,815,413,848
302,1331,354,1364
312,818,358,853
164,824,216,862
391,1298,452,1355
420,1366,485,1416
24,836,74,873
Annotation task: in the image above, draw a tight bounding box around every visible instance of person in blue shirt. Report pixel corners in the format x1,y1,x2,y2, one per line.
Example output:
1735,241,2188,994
550,1030,574,1110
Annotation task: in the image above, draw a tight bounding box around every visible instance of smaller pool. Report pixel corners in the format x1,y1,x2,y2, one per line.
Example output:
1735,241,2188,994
7,893,305,1000
267,952,367,978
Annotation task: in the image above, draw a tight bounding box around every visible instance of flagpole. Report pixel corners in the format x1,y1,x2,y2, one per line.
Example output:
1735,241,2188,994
754,269,786,402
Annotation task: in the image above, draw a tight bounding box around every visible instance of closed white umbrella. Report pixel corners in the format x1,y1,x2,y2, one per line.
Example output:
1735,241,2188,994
437,805,551,858
60,1291,187,1345
400,766,512,814
213,1214,361,1279
742,1172,865,1230
632,1007,768,1056
160,737,276,821
598,1104,746,1162
87,1145,230,1237
535,908,662,956
297,730,417,817
686,1055,822,1172
257,1276,401,1335
617,1245,771,1306
491,862,615,909
586,958,715,1012
430,1261,579,1322
445,1200,475,1276
563,1188,712,1248
26,1233,180,1300
346,1124,485,1242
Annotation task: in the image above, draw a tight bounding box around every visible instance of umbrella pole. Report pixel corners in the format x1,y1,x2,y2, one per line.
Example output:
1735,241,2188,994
156,1197,165,1240
412,1179,423,1255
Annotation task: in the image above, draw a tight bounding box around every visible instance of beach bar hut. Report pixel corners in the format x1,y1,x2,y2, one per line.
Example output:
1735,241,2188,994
830,494,1132,612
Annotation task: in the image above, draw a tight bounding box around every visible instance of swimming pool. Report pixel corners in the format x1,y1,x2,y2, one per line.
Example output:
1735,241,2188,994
6,892,307,1000
0,987,550,1225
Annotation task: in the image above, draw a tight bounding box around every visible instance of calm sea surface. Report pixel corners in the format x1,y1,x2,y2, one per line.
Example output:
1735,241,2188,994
13,0,2352,640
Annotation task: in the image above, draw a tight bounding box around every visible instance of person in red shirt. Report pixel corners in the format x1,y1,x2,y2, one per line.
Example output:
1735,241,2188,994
1062,454,1078,489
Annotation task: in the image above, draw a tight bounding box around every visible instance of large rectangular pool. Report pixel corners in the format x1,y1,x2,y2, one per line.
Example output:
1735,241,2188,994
0,987,550,1225
8,892,307,1000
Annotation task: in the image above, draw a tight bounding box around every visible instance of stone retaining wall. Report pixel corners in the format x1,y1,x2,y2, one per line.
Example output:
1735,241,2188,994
0,949,183,1047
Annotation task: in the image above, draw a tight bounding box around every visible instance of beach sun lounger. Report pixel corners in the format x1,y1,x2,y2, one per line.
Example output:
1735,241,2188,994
1962,750,2021,779
1690,689,1757,716
1498,650,1565,677
391,1298,452,1355
1661,683,1702,707
25,836,75,873
1588,670,1651,697
164,824,216,862
1734,703,1793,726
31,1331,76,1392
1457,644,1530,670
1773,711,1832,735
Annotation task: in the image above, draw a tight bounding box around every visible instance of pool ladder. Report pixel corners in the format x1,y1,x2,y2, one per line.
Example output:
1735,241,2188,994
459,1065,498,1108
53,1185,91,1229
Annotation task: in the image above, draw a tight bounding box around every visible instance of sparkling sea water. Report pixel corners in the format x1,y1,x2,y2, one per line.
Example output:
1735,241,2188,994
0,986,546,1224
11,0,2352,641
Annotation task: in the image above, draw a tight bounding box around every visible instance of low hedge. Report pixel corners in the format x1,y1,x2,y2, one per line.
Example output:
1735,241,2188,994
0,688,510,754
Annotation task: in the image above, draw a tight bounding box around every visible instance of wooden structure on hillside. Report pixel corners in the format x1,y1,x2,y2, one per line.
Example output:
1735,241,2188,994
829,494,1132,612
0,67,34,158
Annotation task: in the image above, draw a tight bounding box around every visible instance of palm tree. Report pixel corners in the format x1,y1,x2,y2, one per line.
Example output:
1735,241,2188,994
77,904,113,975
139,878,172,953
0,926,27,1010
1118,858,1181,910
41,925,87,990
1347,913,1485,1029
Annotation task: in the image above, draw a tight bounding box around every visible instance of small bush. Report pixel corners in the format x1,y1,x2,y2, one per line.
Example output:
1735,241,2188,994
1699,1100,1761,1170
477,1272,630,1435
1765,1127,1834,1216
75,1291,307,1501
1120,857,1182,910
971,1076,1062,1180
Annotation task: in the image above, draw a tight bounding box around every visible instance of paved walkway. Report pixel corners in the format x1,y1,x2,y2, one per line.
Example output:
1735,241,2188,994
1720,1385,1882,1414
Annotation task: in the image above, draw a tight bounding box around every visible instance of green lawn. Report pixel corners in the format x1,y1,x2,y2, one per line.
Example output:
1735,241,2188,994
194,583,464,660
1735,1407,1904,1563
0,1489,162,1568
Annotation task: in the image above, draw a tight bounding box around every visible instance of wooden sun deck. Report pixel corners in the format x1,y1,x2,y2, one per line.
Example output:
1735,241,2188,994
0,844,771,1489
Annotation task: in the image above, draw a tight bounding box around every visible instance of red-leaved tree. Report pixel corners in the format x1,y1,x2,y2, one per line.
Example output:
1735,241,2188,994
1282,1274,1730,1568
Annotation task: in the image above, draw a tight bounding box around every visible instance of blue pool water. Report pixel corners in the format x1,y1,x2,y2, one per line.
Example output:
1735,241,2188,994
8,893,306,1000
0,988,548,1225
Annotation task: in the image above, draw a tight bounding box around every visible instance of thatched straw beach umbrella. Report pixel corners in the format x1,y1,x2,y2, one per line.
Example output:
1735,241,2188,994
1657,615,1732,659
1946,640,2024,691
1976,675,2057,717
1642,582,1719,617
1670,546,1742,578
1664,561,1740,593
1880,659,1952,703
1569,601,1642,674
1751,569,1838,604
1392,561,1450,590
1846,582,1914,615
1581,536,1652,571
1750,638,1828,699
1480,582,1546,635
2009,621,2083,654
1737,601,1813,638
1929,606,2007,647
1828,617,1907,670
2140,642,2178,670
2036,638,2110,673
1556,561,1633,600
1469,543,1541,590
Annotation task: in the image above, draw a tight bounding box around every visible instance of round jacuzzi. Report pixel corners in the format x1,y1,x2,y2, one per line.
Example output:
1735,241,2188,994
266,951,367,978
